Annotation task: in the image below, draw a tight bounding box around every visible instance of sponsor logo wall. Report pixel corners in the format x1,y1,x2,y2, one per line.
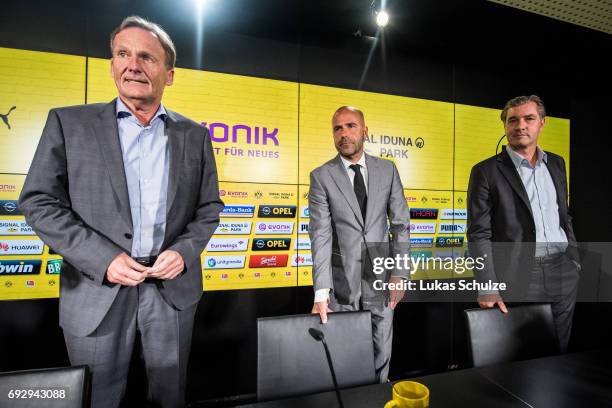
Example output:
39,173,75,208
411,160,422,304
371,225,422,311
0,47,570,298
199,183,302,290
0,173,63,299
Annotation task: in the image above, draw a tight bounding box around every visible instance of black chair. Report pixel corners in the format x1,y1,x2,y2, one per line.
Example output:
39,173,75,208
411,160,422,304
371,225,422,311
464,304,559,367
257,311,376,401
0,365,90,407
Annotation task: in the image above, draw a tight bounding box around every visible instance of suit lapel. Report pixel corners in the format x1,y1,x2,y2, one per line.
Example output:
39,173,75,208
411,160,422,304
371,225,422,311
544,155,568,223
91,99,132,229
164,110,186,218
329,155,364,228
497,149,534,219
365,154,380,228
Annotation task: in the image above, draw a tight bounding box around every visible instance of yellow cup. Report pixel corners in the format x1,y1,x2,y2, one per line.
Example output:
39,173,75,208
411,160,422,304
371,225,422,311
384,381,430,408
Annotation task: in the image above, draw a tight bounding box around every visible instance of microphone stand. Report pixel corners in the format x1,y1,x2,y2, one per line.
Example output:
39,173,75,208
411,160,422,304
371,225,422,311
309,328,345,408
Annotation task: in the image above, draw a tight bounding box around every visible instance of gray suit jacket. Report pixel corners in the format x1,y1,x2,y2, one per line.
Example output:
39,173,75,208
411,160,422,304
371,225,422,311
308,154,410,305
19,100,224,336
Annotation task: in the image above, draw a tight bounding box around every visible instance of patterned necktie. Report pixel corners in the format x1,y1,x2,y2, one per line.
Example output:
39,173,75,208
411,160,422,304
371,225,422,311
350,164,367,221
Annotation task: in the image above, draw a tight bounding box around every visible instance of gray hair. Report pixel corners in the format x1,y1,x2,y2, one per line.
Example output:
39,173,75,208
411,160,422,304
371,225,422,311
500,95,546,122
110,16,176,70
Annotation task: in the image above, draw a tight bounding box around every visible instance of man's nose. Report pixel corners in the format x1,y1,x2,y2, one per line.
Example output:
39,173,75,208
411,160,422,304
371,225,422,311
127,56,141,71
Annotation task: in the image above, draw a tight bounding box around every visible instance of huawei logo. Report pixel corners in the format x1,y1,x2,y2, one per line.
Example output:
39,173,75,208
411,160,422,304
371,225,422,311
1,106,16,130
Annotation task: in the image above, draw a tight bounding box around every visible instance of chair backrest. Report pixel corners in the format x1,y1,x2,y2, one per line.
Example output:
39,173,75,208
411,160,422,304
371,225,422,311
257,311,376,401
0,365,90,408
464,304,559,367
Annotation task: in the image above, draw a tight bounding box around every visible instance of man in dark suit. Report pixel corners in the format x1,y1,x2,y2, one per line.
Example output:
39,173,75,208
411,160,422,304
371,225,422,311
467,95,579,352
19,16,223,407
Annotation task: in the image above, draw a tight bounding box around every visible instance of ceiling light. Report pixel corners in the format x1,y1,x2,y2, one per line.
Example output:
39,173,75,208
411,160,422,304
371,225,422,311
376,11,389,27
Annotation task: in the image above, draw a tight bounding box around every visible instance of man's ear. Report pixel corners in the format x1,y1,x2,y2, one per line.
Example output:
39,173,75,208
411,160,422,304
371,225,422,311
166,69,175,86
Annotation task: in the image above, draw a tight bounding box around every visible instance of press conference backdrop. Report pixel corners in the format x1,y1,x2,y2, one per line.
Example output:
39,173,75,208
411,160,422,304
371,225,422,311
0,47,570,300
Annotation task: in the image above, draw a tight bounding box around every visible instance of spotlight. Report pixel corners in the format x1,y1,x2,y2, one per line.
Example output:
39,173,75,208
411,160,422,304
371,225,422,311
195,0,209,13
376,10,389,27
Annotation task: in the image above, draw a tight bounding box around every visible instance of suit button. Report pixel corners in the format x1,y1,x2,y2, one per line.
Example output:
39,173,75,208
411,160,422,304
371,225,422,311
124,233,133,239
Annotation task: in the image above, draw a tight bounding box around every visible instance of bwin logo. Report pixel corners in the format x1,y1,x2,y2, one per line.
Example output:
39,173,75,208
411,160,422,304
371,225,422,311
1,106,16,130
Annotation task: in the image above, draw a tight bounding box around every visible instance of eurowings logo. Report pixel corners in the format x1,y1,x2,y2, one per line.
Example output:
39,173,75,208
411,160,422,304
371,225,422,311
205,238,249,252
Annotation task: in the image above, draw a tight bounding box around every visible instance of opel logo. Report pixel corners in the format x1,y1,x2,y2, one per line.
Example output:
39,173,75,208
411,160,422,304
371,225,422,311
3,202,17,212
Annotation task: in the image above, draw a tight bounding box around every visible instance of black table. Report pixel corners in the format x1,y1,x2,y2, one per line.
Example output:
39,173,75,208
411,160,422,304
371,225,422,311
479,349,612,408
237,349,612,408
235,366,524,407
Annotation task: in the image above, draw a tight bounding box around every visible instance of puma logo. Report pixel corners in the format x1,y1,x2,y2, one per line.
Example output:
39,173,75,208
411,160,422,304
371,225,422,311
1,106,16,130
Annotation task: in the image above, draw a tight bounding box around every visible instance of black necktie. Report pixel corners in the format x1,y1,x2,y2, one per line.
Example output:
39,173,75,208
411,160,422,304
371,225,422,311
350,164,367,221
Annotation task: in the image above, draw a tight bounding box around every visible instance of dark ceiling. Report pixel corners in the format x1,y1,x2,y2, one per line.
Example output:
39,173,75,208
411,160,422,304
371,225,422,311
3,0,609,61
1,0,610,114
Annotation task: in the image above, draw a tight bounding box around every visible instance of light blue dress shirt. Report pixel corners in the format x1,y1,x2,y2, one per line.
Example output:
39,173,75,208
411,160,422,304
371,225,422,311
506,145,568,256
116,98,169,258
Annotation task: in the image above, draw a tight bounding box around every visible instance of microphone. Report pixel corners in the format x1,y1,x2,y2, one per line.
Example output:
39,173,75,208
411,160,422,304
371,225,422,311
308,328,345,408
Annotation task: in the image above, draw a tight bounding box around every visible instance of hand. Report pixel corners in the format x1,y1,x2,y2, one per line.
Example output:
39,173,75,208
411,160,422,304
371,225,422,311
389,276,406,310
477,294,508,313
147,250,185,280
106,253,148,286
312,301,333,324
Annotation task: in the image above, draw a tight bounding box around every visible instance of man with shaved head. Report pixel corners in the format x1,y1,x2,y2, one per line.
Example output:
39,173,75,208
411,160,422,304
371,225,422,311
308,106,411,382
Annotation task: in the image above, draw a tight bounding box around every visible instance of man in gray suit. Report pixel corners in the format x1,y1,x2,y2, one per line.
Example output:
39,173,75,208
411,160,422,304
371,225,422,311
19,16,223,408
309,106,411,382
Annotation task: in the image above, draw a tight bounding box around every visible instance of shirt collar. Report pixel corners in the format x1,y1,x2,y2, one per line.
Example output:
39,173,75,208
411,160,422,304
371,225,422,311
116,98,167,126
340,153,367,171
506,144,547,168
